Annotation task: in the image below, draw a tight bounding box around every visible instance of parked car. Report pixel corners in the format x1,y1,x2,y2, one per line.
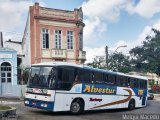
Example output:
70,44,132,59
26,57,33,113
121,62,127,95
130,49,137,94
148,93,154,100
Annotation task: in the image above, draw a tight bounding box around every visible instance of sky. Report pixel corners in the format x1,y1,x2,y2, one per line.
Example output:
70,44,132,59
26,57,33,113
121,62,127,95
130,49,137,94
0,0,160,63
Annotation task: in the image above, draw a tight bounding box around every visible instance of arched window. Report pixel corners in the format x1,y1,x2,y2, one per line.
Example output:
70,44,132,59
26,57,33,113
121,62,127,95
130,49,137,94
1,62,12,83
1,62,11,66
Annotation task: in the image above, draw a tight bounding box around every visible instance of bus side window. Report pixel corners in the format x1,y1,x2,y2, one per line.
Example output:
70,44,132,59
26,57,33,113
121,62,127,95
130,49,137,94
108,74,116,85
104,73,108,84
92,71,104,84
116,75,121,86
144,80,147,89
128,77,135,88
139,79,142,89
116,75,127,87
123,77,128,87
57,67,74,90
78,69,92,83
139,79,146,89
74,68,78,82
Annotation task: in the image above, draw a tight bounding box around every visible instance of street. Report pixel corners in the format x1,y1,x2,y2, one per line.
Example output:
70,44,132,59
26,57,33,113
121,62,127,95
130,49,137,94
1,96,160,120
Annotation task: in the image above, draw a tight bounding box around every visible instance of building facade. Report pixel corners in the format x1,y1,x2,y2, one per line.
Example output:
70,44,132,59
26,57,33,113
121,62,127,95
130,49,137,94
128,72,160,88
22,3,86,67
0,48,21,97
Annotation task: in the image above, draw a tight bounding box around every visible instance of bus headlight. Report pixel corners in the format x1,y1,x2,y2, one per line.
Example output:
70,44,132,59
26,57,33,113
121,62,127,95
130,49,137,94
41,103,47,107
44,104,48,107
25,100,29,104
41,103,44,107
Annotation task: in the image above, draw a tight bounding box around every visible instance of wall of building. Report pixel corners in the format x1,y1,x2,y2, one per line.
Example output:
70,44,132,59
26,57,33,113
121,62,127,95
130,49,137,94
5,42,22,55
22,13,31,68
0,48,20,97
21,3,86,68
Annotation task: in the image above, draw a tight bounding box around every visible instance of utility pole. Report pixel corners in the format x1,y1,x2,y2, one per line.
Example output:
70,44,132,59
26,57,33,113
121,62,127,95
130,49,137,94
0,32,4,48
105,46,108,68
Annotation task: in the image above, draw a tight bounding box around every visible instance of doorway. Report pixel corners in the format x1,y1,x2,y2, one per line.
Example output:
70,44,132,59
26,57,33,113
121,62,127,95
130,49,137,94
1,62,12,96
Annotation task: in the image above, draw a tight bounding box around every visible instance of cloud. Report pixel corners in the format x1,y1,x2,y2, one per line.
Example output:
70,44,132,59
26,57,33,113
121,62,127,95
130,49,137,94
0,0,45,42
84,46,105,63
83,18,108,47
126,0,160,18
82,0,160,48
85,20,160,63
114,20,160,54
82,0,160,63
81,0,129,47
82,0,128,22
0,0,33,30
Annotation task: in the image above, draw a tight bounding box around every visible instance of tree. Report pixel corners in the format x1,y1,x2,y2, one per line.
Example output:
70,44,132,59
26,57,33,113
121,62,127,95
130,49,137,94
87,56,107,69
87,52,132,73
129,28,160,75
108,52,132,73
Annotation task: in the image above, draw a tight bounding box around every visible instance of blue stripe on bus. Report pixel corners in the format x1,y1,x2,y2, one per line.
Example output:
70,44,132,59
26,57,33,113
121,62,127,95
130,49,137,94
24,98,54,111
81,83,147,97
131,88,148,96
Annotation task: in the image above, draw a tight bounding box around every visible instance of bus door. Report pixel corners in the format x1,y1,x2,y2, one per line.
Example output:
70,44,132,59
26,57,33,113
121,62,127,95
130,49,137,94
142,97,146,105
54,66,75,111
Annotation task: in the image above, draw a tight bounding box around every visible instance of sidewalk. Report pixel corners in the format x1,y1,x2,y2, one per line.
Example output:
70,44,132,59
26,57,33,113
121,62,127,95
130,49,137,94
153,94,160,101
0,97,24,102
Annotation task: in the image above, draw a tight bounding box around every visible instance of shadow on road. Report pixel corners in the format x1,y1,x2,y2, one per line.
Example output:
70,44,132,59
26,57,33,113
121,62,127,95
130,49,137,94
27,107,142,116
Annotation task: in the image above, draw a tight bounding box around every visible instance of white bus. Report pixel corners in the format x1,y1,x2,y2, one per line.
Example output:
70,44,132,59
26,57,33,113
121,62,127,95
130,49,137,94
24,62,148,114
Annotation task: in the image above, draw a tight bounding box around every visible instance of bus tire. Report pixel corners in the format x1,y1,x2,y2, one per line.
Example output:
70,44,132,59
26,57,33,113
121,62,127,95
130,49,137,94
128,99,135,110
70,99,84,114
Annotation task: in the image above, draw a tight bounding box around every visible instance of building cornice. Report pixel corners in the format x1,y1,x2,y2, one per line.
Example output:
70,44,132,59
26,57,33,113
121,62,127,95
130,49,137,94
34,15,85,27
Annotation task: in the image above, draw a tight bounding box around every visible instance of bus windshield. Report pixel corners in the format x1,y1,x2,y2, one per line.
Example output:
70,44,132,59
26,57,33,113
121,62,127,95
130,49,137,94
27,66,56,89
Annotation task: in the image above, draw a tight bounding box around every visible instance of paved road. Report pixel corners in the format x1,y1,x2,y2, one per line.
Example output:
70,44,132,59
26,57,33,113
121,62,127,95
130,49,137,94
1,97,160,120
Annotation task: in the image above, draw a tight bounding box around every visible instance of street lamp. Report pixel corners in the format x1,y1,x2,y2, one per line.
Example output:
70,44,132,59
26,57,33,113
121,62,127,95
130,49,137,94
115,45,127,53
105,45,127,69
114,45,127,71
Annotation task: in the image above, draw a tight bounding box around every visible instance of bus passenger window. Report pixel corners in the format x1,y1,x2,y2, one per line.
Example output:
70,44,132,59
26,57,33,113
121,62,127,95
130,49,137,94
92,71,104,84
123,77,128,87
139,80,146,89
78,69,92,83
108,74,116,85
128,78,136,88
104,74,108,84
116,75,127,87
144,81,147,89
57,67,74,90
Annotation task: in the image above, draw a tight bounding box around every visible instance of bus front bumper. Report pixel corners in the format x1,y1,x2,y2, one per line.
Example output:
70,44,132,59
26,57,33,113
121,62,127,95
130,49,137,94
24,98,54,111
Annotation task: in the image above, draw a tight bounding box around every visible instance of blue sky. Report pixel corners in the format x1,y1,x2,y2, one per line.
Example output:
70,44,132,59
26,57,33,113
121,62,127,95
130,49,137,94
0,0,160,62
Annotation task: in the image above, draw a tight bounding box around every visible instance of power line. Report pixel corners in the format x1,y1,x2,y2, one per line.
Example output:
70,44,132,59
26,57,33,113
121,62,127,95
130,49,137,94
0,30,23,36
0,27,23,36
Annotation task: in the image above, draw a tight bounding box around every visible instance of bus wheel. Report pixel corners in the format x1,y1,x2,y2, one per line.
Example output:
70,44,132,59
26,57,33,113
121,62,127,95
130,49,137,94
128,99,135,110
70,100,84,114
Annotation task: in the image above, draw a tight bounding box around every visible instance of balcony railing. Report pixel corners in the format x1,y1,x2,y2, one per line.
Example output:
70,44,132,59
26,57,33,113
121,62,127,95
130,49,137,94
79,51,86,60
52,49,66,58
41,49,51,58
42,49,86,61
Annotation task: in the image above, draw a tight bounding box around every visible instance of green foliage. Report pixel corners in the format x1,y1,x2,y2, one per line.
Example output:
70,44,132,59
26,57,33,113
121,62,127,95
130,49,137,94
129,28,160,75
108,52,133,73
87,56,107,69
87,53,132,73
